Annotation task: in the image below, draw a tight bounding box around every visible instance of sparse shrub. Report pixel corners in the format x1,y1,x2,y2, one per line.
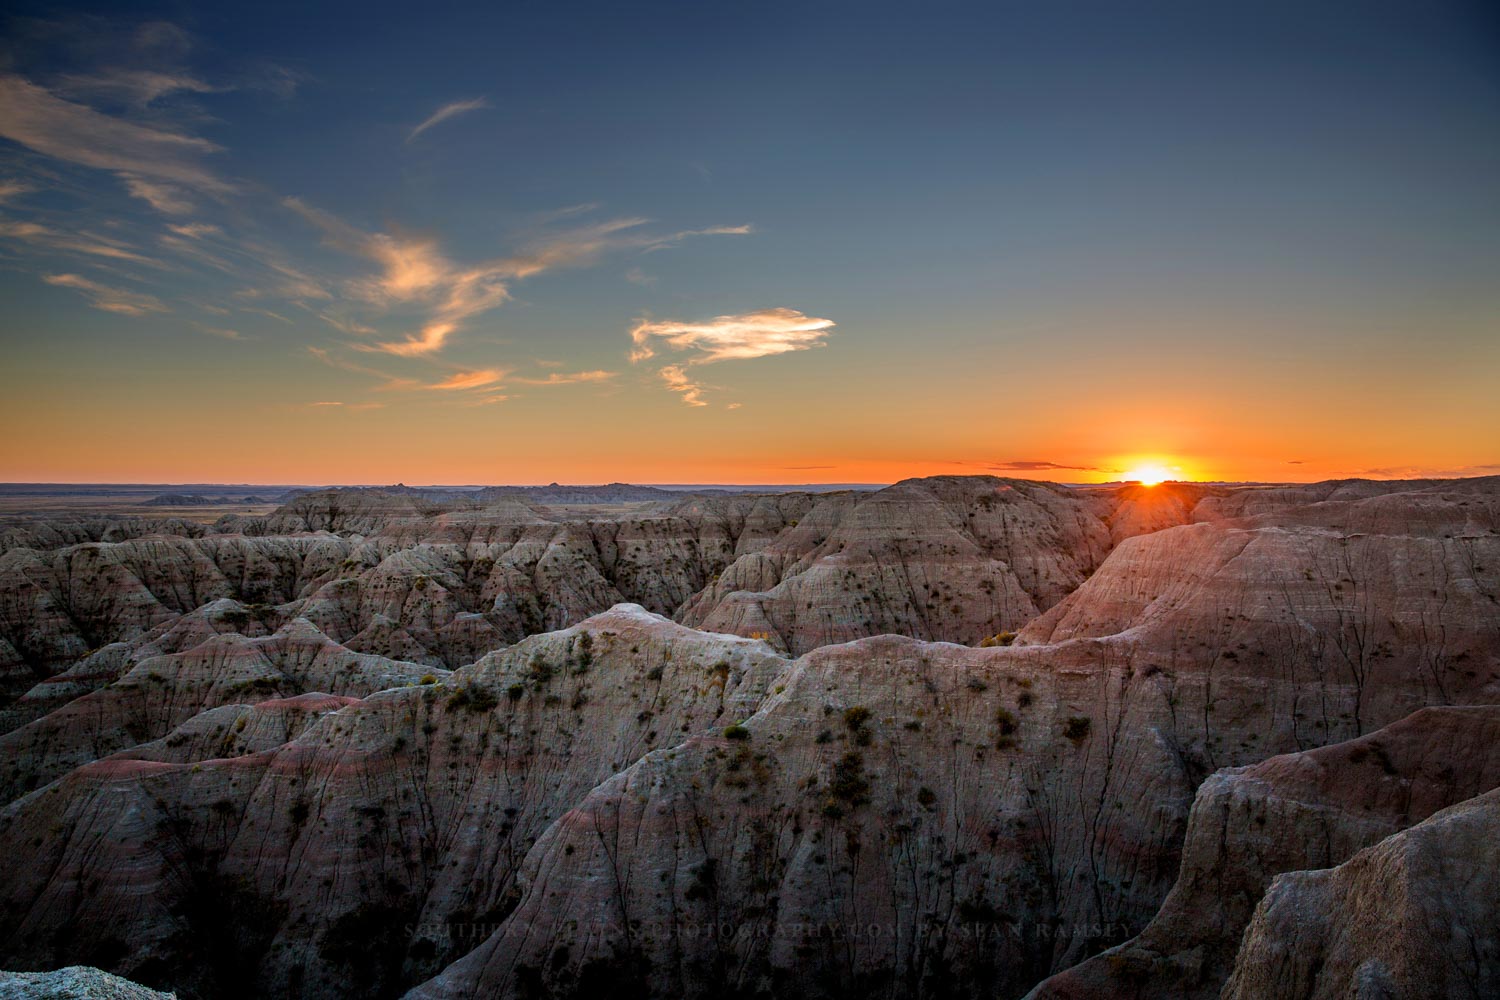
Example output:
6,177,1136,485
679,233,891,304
826,752,870,808
724,724,751,741
995,707,1017,736
842,705,873,745
418,674,438,686
1063,715,1092,744
916,786,937,808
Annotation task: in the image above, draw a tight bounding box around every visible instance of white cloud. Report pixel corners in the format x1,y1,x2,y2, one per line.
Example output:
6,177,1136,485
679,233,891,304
630,307,835,406
407,97,489,142
630,307,835,364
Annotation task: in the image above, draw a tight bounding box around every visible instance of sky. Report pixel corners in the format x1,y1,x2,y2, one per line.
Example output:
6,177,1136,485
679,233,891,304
1,0,1497,486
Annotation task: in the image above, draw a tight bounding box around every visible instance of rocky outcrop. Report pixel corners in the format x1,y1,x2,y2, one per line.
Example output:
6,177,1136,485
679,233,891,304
0,608,791,999
1020,486,1500,754
0,966,175,999
0,476,1495,1000
0,617,434,802
1025,705,1500,1000
1223,785,1500,1000
680,477,1154,654
408,634,1192,1000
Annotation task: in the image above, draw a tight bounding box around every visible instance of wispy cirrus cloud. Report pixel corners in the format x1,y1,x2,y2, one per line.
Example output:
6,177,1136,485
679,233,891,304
54,69,218,109
44,272,167,315
407,97,489,142
307,346,421,391
0,218,157,263
286,197,509,355
287,198,750,356
0,179,34,203
658,364,709,407
510,370,616,386
629,307,835,406
166,221,220,239
123,176,194,214
428,369,508,391
0,75,232,202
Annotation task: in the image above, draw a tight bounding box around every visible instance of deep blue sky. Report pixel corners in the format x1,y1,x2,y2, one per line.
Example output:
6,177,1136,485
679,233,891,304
1,0,1497,483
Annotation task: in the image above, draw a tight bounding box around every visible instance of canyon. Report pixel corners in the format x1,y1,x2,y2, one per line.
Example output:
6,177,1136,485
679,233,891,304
0,475,1496,999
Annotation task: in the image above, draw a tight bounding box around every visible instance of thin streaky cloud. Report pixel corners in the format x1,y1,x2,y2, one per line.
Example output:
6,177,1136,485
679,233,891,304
44,272,168,316
428,369,508,391
0,179,34,203
0,218,157,264
511,370,617,386
0,75,231,195
166,222,221,239
307,346,421,392
407,97,490,142
54,69,218,109
195,324,243,340
123,176,194,214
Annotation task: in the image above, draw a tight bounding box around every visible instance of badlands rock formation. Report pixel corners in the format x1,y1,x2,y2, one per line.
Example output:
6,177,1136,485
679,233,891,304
0,475,1494,999
1223,785,1500,999
0,966,175,999
1025,705,1500,999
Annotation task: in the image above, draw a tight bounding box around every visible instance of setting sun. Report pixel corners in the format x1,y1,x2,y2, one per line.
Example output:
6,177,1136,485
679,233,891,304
1125,463,1177,486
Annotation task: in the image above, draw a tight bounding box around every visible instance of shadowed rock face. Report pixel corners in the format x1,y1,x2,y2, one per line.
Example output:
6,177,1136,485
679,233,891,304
0,608,792,1000
1024,705,1500,1000
1222,785,1500,1000
0,475,1494,1000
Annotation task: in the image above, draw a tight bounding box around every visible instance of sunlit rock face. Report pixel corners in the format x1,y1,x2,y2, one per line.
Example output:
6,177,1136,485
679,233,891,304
0,475,1494,1000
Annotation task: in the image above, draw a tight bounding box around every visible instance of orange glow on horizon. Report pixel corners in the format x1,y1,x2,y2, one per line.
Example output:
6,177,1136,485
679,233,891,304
1120,461,1183,486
